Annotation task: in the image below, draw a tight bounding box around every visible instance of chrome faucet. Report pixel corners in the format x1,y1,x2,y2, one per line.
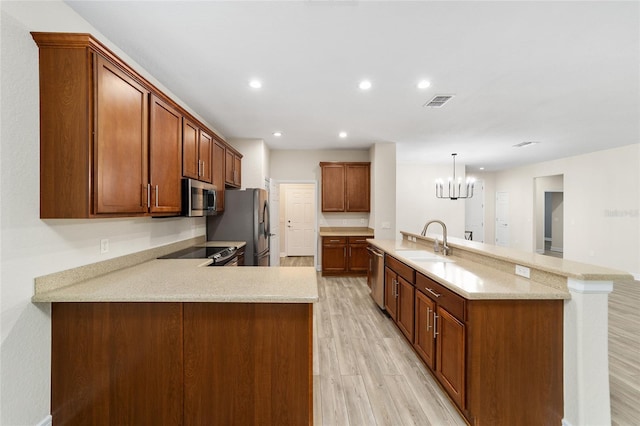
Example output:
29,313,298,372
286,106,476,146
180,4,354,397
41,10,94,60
421,220,451,256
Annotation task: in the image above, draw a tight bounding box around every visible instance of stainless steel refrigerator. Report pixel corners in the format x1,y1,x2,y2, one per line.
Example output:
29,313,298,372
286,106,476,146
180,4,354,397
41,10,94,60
206,188,270,266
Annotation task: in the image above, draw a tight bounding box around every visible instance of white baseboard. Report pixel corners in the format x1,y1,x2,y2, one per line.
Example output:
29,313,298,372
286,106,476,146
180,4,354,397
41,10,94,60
37,415,52,426
535,249,545,254
550,246,564,253
545,237,552,242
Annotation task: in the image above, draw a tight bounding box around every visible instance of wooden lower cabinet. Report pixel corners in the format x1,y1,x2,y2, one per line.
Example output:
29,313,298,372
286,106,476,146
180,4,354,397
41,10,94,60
322,235,372,276
391,269,564,425
51,302,313,426
435,306,465,409
384,256,415,342
414,290,436,369
51,303,183,425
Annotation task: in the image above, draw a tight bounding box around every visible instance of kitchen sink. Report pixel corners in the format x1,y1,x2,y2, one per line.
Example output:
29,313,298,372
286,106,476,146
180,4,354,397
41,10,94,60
395,249,455,263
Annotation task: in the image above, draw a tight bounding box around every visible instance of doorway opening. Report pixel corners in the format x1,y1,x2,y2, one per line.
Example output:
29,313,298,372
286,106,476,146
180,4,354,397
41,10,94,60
534,175,564,258
278,182,317,266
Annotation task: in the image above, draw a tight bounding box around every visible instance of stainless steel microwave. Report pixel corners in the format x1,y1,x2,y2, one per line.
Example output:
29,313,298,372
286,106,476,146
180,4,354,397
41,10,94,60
182,179,217,216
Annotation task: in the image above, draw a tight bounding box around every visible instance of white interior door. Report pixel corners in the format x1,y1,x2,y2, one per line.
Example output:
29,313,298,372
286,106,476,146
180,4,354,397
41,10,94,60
495,191,509,247
285,184,315,256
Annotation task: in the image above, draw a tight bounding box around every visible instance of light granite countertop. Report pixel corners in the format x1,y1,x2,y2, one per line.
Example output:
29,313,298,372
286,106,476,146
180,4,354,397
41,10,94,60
368,238,571,300
318,227,374,237
32,259,318,303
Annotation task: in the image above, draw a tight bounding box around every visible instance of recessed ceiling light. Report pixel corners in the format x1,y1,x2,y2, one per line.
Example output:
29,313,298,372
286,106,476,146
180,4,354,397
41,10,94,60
479,167,485,171
417,80,431,89
338,131,348,138
358,80,372,90
273,131,282,137
249,79,262,89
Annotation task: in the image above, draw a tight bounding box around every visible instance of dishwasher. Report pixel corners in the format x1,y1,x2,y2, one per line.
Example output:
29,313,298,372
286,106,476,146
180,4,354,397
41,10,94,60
367,246,385,309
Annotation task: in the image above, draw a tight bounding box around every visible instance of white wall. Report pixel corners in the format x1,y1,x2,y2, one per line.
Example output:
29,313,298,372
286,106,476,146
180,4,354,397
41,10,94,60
492,144,639,276
270,149,371,227
228,138,270,189
396,162,467,240
371,143,397,240
0,2,216,423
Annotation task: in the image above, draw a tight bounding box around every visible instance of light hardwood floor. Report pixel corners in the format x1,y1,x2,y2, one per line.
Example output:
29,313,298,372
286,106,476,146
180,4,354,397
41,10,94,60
609,278,640,426
280,257,640,425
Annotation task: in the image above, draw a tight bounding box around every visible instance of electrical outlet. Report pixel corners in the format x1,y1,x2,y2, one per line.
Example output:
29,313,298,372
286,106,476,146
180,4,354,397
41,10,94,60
100,238,109,254
515,265,530,278
382,221,390,229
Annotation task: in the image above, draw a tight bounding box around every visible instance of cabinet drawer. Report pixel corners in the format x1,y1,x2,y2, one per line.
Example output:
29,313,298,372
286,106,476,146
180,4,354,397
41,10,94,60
416,273,465,322
386,256,415,284
323,236,347,245
348,236,370,244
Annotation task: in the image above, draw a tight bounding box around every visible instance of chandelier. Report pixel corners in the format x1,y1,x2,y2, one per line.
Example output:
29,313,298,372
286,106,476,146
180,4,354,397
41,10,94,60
435,153,475,200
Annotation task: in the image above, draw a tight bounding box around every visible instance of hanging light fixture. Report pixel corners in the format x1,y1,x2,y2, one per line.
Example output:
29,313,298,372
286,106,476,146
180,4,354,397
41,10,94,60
435,153,475,200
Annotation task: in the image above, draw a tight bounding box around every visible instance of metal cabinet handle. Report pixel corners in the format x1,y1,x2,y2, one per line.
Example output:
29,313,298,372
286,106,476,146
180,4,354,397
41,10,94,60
155,185,159,207
433,312,439,339
426,307,432,331
330,239,340,242
425,287,441,298
147,183,151,208
344,247,346,257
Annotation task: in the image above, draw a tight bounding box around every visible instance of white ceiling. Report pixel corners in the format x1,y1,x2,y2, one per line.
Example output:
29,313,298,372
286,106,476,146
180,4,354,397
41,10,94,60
66,1,639,171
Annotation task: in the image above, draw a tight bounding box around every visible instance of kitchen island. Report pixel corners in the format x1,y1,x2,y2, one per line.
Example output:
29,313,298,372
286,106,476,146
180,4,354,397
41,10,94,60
368,231,631,426
33,240,318,426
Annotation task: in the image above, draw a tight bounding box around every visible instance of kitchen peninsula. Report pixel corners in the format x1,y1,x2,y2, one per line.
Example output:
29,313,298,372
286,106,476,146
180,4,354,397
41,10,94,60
33,238,318,425
368,231,632,426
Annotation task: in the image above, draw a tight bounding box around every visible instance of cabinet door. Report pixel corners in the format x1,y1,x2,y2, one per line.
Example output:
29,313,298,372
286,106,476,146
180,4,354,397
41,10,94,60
345,163,370,212
149,95,182,215
348,243,369,273
182,118,199,179
322,243,347,273
225,149,235,185
212,140,225,212
396,276,415,342
436,306,466,409
384,267,397,321
199,130,213,183
321,164,346,212
95,55,149,215
233,154,242,186
51,303,183,425
414,291,436,369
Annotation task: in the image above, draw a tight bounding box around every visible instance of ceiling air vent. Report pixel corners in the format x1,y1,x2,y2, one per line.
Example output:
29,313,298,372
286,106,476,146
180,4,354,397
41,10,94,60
424,94,455,108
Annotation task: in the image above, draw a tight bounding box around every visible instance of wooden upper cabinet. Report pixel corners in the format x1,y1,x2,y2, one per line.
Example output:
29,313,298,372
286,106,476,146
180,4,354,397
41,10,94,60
320,162,370,212
182,119,199,180
199,130,213,184
345,163,370,212
149,95,182,215
224,148,242,187
212,140,225,212
320,163,346,212
32,32,231,218
95,55,150,215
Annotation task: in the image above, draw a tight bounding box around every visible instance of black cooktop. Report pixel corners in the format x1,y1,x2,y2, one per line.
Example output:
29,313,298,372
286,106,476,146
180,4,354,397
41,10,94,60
158,246,236,261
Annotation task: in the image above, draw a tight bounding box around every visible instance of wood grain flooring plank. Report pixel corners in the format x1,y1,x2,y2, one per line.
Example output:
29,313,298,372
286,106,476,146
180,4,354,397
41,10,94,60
342,375,377,426
310,271,639,426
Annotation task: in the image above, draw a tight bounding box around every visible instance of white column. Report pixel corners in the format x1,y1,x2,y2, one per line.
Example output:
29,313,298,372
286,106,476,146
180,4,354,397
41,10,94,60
563,279,613,426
